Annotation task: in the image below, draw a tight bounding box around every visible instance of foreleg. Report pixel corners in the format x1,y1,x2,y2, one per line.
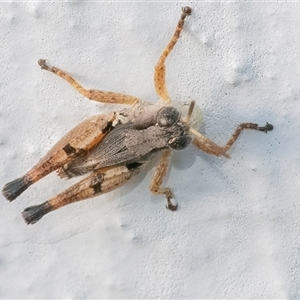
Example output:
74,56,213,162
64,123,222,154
191,122,273,157
222,122,273,153
154,7,192,103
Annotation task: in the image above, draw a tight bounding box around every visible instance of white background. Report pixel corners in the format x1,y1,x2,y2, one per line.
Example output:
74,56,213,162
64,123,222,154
1,2,299,298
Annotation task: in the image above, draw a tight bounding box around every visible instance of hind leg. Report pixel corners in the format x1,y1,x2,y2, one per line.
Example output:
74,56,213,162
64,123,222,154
22,160,149,225
2,113,116,201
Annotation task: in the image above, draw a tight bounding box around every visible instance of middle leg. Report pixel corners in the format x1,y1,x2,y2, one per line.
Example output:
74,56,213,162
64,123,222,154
38,59,140,105
149,149,177,211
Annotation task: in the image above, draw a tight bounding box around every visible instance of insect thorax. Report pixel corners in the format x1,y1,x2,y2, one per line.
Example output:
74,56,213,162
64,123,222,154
116,100,203,131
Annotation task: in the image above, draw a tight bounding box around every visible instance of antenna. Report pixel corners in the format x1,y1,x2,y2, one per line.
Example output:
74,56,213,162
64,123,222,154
182,100,195,123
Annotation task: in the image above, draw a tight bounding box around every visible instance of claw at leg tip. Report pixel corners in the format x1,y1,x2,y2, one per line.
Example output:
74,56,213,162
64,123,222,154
38,58,52,71
38,58,46,66
166,200,178,211
265,122,274,132
182,6,192,15
258,122,274,133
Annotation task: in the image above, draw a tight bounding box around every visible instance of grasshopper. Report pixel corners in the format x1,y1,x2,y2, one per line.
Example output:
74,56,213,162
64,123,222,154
2,7,273,225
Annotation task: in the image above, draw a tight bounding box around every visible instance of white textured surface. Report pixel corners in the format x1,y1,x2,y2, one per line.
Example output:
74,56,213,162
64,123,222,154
1,2,299,298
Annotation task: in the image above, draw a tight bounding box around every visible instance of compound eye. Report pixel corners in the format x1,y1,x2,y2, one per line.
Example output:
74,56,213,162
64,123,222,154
168,135,193,151
157,106,180,127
